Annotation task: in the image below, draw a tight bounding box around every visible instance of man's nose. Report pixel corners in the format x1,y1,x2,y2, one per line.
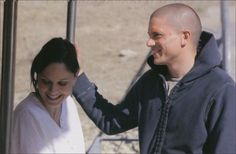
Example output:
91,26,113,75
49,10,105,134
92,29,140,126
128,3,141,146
146,38,155,47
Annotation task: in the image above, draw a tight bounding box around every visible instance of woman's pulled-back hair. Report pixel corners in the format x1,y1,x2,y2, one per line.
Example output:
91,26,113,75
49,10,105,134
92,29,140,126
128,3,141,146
30,37,79,92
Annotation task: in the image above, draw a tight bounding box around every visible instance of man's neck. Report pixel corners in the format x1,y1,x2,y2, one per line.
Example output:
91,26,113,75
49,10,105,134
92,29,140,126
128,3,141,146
167,52,196,79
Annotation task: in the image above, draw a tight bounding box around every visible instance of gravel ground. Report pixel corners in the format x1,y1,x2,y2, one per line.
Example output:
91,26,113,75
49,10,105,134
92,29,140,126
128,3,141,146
0,1,235,153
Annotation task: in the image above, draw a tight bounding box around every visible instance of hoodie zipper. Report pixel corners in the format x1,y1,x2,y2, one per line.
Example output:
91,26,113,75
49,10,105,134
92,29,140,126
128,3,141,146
148,76,180,154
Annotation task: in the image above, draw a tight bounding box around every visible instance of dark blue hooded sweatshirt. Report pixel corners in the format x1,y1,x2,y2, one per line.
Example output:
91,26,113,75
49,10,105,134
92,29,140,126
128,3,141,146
73,31,236,154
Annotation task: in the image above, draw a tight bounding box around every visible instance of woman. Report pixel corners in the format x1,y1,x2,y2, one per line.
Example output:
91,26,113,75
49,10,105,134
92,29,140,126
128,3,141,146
11,38,85,153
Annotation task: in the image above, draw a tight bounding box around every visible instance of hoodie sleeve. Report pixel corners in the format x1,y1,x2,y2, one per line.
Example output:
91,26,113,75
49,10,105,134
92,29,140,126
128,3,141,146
204,82,236,153
73,73,139,135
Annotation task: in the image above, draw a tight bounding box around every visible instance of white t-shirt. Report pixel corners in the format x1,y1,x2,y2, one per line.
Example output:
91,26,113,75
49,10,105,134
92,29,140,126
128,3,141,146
11,93,85,153
166,77,181,96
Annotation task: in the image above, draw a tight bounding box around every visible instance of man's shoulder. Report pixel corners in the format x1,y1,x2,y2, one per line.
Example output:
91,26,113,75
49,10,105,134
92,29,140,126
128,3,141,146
210,67,235,85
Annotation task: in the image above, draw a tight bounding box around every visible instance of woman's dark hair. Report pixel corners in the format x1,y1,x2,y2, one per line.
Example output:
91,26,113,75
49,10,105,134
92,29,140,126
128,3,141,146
30,37,79,91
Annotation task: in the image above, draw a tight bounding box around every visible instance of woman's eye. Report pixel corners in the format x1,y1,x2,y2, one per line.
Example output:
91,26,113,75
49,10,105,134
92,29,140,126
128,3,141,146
41,79,51,85
58,81,68,86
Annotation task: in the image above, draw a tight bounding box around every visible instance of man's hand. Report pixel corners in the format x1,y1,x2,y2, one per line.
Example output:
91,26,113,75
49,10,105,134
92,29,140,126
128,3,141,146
74,42,84,76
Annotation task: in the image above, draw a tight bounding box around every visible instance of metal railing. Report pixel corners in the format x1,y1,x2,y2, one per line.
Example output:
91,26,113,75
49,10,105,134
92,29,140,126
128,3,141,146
0,1,234,154
66,0,77,43
0,1,17,153
87,132,139,154
220,0,234,79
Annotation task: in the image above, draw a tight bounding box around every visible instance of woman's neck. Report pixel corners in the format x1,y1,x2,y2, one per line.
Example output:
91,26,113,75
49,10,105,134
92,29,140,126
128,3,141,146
35,92,62,126
47,106,62,126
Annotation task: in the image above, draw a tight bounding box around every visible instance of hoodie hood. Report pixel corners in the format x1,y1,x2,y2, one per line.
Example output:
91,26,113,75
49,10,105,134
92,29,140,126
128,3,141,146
147,31,222,82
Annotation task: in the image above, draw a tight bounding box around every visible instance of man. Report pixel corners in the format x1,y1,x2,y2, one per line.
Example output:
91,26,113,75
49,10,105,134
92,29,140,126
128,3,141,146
73,3,236,154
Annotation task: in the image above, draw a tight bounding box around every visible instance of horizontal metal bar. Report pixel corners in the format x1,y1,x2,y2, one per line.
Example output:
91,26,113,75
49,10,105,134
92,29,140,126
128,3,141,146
101,136,139,142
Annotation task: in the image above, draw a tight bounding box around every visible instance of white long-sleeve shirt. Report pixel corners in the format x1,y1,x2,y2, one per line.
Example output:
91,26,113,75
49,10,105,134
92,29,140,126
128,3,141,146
11,93,85,153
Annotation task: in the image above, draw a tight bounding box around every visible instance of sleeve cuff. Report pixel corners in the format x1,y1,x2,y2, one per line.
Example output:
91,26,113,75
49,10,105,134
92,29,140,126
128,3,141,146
73,73,93,97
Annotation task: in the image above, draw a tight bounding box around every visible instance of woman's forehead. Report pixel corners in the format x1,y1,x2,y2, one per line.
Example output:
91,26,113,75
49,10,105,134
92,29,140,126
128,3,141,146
39,63,74,78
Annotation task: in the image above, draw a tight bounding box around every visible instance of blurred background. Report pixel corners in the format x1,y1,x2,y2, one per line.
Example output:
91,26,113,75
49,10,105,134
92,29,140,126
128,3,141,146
0,0,235,153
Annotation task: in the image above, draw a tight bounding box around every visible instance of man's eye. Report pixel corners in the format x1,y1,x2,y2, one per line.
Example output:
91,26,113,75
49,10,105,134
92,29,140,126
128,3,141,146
152,33,161,39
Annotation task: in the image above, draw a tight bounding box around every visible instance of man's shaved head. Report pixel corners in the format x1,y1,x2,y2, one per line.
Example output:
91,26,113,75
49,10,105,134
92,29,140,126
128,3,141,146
150,3,202,48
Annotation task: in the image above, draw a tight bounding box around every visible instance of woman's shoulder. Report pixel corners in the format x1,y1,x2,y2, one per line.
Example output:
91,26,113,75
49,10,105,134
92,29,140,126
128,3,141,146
63,95,80,118
64,95,77,107
14,93,44,116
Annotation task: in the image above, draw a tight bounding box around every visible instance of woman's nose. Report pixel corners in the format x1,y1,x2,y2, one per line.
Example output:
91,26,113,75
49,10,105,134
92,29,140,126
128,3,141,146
49,84,58,92
146,38,155,47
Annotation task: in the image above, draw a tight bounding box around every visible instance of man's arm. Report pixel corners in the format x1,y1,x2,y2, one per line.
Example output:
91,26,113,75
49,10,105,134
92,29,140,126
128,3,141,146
73,73,139,135
203,82,236,153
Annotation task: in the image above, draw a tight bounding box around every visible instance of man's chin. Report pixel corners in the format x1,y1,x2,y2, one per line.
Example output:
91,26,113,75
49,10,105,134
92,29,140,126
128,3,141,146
153,60,161,65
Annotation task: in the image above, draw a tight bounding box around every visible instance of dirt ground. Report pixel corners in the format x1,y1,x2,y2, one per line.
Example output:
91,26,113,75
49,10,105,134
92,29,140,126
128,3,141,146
0,1,235,153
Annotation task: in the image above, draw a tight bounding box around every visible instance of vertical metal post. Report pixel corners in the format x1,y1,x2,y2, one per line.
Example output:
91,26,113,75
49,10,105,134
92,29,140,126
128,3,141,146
220,0,234,78
66,0,77,43
0,0,18,153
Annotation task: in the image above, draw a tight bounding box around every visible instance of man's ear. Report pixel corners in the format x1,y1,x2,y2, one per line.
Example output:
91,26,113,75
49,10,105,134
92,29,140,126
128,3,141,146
181,30,190,47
